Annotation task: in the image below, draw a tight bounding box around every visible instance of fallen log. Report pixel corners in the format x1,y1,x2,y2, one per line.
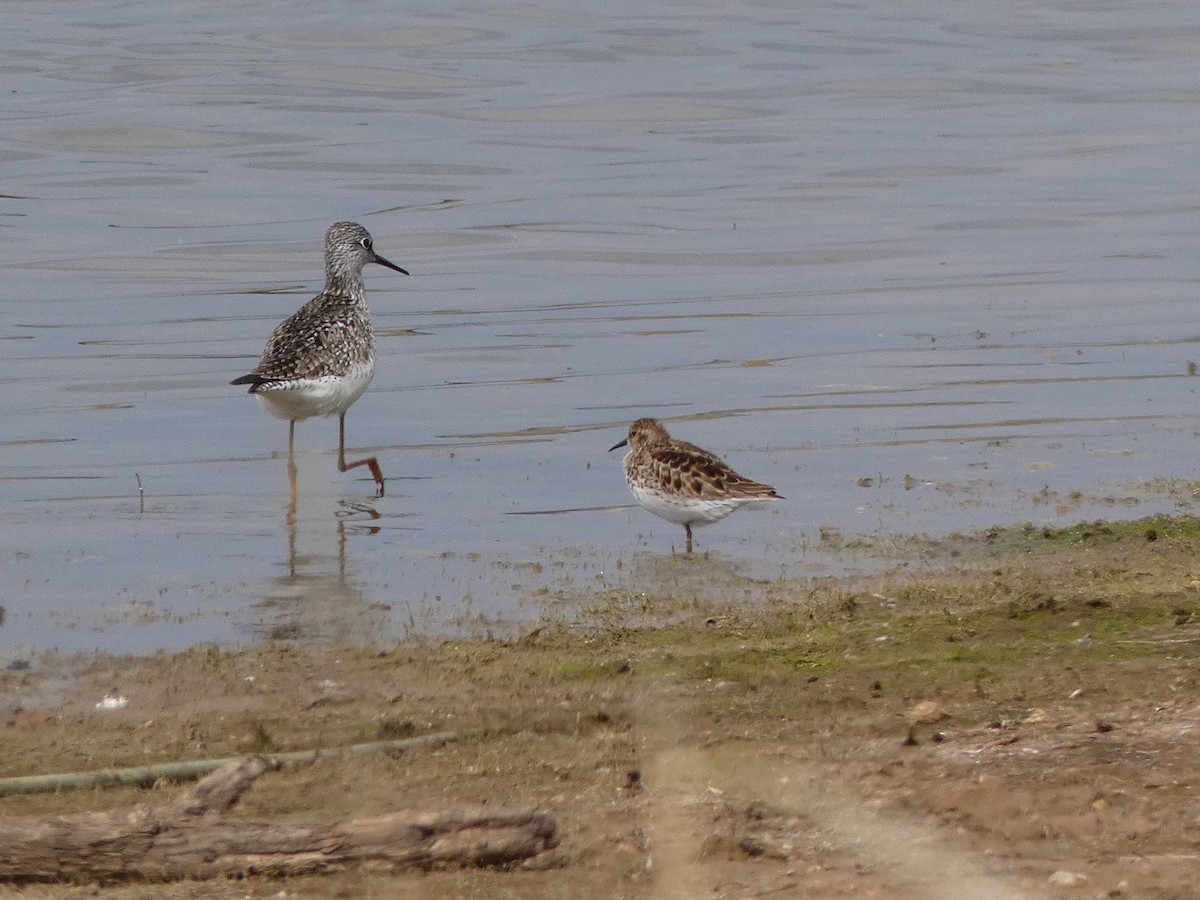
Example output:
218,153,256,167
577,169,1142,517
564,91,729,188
0,757,559,883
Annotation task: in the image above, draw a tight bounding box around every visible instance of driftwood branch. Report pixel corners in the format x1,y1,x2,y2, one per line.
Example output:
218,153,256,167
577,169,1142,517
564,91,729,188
0,732,459,797
0,757,559,883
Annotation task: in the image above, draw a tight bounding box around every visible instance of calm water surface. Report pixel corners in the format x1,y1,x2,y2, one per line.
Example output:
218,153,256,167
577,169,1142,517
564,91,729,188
3,0,1200,652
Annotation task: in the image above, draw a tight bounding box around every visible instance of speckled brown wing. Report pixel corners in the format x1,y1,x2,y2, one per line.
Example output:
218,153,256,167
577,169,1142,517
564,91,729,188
240,295,372,385
646,444,782,501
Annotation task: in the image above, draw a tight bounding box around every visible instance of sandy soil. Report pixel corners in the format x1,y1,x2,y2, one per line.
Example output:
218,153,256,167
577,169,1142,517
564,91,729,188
2,516,1200,898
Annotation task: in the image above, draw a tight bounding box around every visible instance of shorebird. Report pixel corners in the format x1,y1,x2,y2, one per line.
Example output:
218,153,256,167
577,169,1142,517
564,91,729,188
609,417,783,553
231,221,408,498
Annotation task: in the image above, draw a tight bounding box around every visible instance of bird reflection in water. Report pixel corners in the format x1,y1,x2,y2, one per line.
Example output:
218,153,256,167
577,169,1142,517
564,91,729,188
250,495,384,644
285,497,381,578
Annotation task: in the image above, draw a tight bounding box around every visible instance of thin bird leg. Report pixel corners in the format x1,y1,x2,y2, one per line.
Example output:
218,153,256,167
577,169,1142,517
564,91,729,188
287,420,298,510
685,524,694,554
337,414,385,496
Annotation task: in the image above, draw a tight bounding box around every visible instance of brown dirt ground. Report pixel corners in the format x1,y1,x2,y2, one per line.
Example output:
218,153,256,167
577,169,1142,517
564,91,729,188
3,515,1200,899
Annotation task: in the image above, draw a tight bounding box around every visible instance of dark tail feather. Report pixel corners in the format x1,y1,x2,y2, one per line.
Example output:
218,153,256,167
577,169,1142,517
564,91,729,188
231,373,267,390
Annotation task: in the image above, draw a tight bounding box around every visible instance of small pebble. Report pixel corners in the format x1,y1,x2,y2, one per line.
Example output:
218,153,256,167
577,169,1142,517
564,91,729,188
1047,869,1087,887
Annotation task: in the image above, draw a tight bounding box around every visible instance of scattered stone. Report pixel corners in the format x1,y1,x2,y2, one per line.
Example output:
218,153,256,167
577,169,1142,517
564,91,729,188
910,700,949,723
1047,869,1087,887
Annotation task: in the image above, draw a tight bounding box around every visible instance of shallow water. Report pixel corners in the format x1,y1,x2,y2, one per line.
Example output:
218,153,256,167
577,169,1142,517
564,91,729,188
3,0,1200,653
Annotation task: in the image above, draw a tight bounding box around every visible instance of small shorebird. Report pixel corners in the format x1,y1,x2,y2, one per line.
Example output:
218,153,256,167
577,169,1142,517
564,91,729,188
609,417,783,554
231,221,408,498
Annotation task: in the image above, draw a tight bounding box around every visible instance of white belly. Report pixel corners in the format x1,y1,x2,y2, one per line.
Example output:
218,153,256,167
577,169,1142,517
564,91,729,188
255,364,374,422
630,481,749,528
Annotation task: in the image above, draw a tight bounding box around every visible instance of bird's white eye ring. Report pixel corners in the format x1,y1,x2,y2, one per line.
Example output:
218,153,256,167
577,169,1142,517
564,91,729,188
359,237,371,250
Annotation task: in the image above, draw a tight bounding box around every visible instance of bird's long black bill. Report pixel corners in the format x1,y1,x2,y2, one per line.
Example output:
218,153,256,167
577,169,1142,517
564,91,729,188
608,438,628,452
373,253,410,275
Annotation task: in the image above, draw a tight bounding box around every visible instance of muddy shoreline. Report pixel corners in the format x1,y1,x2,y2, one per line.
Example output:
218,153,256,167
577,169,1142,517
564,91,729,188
3,515,1199,898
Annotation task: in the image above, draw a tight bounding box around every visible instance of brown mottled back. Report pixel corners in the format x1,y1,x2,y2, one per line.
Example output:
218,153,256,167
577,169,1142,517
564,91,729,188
623,417,782,501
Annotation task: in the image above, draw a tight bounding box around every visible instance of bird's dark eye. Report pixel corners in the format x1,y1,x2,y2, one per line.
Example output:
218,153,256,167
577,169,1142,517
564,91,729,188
359,237,371,250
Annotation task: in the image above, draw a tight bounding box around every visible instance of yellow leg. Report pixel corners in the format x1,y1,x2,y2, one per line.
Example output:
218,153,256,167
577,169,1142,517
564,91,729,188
337,414,385,496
